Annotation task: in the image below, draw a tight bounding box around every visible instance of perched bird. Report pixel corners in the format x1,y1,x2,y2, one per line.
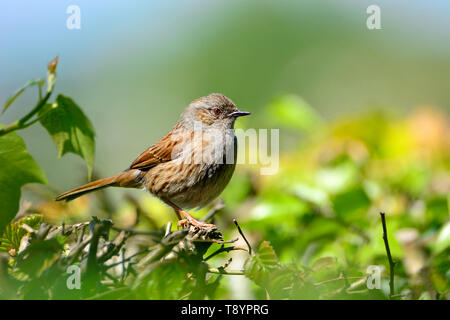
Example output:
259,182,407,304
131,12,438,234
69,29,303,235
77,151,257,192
56,93,250,229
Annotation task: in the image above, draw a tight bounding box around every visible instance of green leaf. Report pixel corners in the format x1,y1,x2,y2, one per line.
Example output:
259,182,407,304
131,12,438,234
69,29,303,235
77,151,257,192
2,78,45,114
0,214,43,253
244,241,279,285
0,127,47,234
15,237,64,278
39,94,95,180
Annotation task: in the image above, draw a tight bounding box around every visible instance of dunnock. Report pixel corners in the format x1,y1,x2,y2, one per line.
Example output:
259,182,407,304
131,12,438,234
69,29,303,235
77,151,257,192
56,93,250,229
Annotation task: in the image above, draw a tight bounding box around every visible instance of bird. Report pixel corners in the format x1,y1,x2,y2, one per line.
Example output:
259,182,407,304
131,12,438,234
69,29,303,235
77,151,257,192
56,93,250,230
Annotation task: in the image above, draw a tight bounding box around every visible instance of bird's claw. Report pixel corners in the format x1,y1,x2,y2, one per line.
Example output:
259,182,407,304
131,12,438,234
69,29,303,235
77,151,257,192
177,217,216,231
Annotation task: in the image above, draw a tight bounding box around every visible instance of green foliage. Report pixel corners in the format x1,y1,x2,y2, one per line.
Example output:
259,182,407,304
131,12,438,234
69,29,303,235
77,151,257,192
0,57,95,234
0,58,448,300
244,241,279,286
2,78,45,114
434,221,450,255
0,130,46,233
39,95,95,180
0,214,42,253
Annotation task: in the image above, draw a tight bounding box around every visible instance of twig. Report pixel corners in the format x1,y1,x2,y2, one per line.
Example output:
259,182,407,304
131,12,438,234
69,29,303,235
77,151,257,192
233,219,252,255
111,226,163,237
67,231,92,265
222,257,232,269
380,212,395,298
207,267,245,275
165,222,172,237
20,224,36,235
314,275,365,286
204,244,248,261
97,230,129,263
193,237,238,244
105,248,150,269
120,247,127,282
137,230,188,268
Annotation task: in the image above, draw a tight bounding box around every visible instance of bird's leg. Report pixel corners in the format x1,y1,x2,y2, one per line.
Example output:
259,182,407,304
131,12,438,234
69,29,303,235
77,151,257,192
176,211,217,230
163,199,216,230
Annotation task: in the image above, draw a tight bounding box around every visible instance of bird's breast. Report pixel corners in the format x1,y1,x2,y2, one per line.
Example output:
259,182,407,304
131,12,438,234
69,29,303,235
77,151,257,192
143,132,237,209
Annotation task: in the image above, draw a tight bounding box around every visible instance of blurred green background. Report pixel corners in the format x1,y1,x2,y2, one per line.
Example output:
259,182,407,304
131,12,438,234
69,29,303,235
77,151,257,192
1,0,449,189
1,0,449,299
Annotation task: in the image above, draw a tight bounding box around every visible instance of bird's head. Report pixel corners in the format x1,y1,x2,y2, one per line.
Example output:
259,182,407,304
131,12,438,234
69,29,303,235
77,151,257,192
180,93,250,130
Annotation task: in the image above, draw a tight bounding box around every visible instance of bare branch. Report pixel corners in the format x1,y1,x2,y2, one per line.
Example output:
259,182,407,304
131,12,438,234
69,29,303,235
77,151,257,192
380,212,396,298
204,244,248,261
207,267,245,275
233,218,252,255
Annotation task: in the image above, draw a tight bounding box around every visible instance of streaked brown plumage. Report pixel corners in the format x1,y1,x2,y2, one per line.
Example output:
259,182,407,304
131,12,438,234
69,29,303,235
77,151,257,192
56,93,250,229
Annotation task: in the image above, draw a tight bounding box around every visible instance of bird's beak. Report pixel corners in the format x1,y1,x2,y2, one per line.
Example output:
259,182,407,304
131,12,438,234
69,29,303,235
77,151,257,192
229,109,251,117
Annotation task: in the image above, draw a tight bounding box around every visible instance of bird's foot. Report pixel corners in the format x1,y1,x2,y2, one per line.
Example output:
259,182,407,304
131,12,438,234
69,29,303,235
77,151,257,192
177,216,217,231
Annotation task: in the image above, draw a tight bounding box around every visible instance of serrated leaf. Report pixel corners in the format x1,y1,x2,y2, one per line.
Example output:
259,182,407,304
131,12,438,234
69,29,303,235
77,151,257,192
39,94,95,180
2,78,45,114
0,214,43,253
244,241,279,285
0,127,47,234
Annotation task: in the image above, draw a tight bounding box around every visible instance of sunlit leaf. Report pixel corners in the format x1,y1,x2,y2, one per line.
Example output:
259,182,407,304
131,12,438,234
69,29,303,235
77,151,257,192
0,127,47,234
39,94,95,179
244,241,279,285
0,214,43,253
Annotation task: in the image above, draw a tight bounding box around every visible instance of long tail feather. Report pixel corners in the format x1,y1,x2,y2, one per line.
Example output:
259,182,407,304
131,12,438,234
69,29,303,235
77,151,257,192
55,170,141,201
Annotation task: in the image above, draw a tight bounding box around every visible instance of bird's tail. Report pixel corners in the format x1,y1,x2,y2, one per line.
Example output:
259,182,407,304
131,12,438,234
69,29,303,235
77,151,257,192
55,170,141,201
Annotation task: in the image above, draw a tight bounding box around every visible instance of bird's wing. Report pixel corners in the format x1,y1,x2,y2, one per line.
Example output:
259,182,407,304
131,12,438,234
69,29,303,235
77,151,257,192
129,124,190,170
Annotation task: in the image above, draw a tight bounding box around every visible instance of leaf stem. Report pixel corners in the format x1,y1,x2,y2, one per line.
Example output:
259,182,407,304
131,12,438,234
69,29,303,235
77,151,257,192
0,91,52,137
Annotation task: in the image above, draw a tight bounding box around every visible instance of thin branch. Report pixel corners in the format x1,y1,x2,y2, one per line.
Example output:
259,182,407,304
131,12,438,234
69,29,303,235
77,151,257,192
67,231,92,265
204,244,248,261
193,237,238,244
314,275,365,286
233,218,252,255
111,226,163,237
380,212,395,298
105,248,150,269
164,222,172,237
207,267,245,275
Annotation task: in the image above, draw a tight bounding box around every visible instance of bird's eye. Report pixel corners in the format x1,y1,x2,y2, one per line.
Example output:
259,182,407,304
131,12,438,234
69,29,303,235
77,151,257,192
212,107,221,116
